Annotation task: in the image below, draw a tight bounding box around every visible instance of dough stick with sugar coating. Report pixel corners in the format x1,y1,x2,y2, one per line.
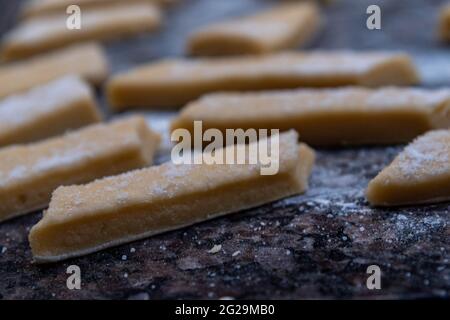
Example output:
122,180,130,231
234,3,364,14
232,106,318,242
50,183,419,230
107,51,419,110
440,4,450,42
0,43,108,99
29,130,315,263
367,130,450,206
21,0,173,20
0,116,160,223
171,87,450,147
187,2,321,56
2,3,161,61
0,76,102,147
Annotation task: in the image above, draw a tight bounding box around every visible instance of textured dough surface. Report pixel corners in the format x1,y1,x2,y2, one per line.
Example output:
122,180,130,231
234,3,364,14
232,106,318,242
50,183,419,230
0,116,160,222
0,43,108,99
21,0,172,19
367,129,450,206
0,75,102,147
29,131,315,263
107,51,419,109
172,87,450,146
441,5,450,42
2,3,161,61
187,2,321,56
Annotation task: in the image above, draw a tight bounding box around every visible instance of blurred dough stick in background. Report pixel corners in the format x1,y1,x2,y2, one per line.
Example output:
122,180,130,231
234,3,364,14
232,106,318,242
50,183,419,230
366,129,450,206
440,4,450,42
0,43,108,99
187,2,322,56
1,2,162,61
0,76,102,147
107,51,419,110
171,87,450,147
0,116,160,223
29,131,315,263
21,0,174,19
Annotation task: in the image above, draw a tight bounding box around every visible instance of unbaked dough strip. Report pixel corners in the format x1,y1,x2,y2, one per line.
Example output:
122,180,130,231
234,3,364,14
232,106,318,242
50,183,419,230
2,3,161,61
440,4,450,42
107,51,419,110
29,130,315,263
21,0,173,20
367,129,450,206
0,116,160,223
0,75,102,147
171,87,450,146
187,2,322,56
0,43,108,99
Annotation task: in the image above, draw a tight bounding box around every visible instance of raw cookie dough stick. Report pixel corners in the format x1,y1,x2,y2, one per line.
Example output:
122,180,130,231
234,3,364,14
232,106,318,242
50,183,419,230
440,4,450,42
0,43,108,99
187,2,322,56
21,0,173,20
367,130,450,206
0,76,102,147
0,116,160,223
2,3,162,61
29,131,315,263
107,51,419,110
171,87,450,147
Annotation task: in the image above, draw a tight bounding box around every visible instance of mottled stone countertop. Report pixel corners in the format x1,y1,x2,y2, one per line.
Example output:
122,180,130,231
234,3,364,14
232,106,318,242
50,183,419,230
0,0,449,299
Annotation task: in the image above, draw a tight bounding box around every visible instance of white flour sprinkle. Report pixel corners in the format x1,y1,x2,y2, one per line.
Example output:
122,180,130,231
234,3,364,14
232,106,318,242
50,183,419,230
0,76,90,129
208,244,222,254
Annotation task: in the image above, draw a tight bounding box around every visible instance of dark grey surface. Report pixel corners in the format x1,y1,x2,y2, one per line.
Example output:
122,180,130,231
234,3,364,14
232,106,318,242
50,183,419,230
0,0,449,300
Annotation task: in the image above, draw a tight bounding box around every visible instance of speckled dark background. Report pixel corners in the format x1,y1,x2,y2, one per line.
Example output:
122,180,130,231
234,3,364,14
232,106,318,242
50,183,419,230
0,0,449,300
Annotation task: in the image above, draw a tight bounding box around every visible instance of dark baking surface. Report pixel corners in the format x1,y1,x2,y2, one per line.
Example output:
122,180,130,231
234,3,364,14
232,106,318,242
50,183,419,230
0,0,449,300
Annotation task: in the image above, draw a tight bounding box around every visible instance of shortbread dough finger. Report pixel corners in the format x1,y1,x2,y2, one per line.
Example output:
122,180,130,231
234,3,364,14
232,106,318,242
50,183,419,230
0,116,160,223
107,51,419,110
440,5,450,42
171,87,450,146
0,76,101,147
367,130,450,206
2,3,161,61
29,131,315,263
0,43,108,99
21,0,172,19
187,2,321,56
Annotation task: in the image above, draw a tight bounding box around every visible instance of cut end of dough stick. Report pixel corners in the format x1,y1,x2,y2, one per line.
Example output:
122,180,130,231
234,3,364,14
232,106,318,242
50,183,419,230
0,116,160,223
2,3,161,61
106,51,420,110
358,54,420,87
0,75,102,147
440,5,450,42
366,129,450,206
0,43,109,99
29,130,315,263
171,87,450,147
187,2,322,56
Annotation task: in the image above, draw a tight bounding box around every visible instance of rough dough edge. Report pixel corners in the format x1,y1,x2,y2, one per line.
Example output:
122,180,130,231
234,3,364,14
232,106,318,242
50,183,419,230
33,200,285,263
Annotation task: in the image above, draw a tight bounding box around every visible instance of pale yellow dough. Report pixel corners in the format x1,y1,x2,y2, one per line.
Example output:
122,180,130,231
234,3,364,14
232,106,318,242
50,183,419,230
2,3,161,61
21,0,173,19
107,51,419,110
187,2,321,56
0,116,160,223
440,5,450,42
171,87,450,146
367,130,450,206
0,76,102,147
29,131,315,263
0,43,108,99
